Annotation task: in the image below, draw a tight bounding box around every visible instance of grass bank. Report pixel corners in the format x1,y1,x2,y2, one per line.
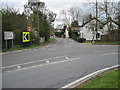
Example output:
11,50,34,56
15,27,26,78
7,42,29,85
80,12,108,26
2,38,57,52
75,69,119,88
93,41,120,45
84,41,91,43
84,41,120,45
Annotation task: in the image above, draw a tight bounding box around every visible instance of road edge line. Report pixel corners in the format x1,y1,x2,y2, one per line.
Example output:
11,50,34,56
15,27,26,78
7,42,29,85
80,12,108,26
61,65,120,89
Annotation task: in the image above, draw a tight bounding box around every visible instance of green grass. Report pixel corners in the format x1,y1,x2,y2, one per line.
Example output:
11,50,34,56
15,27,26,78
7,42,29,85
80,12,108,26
2,38,56,52
45,38,57,43
84,41,91,43
93,41,120,45
75,69,119,88
84,41,120,45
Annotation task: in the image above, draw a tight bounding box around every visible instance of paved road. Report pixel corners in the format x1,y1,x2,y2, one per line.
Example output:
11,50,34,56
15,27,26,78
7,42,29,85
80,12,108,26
2,38,118,88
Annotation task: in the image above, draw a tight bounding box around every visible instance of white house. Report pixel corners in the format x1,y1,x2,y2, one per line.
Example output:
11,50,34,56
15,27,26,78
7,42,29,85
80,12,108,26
79,18,119,41
65,27,69,38
79,18,104,41
102,20,119,35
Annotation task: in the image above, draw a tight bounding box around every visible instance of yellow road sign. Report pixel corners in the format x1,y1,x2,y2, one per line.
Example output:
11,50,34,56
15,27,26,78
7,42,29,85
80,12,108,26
23,32,30,42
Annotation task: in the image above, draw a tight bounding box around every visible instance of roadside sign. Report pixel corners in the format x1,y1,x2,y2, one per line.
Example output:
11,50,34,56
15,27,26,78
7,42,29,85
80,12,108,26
4,31,14,49
23,32,30,42
27,26,32,32
4,31,14,40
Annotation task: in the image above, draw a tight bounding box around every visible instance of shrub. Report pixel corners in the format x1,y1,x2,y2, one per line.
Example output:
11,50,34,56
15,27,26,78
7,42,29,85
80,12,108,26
77,38,86,43
55,32,62,37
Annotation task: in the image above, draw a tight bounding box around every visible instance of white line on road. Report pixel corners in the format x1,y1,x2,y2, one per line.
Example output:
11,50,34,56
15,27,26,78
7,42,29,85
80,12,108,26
3,57,81,73
46,60,50,64
65,56,69,60
94,49,118,53
103,52,118,56
2,55,67,69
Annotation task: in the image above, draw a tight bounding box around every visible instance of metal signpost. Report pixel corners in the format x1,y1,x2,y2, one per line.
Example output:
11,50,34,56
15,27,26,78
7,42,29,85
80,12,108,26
4,31,14,49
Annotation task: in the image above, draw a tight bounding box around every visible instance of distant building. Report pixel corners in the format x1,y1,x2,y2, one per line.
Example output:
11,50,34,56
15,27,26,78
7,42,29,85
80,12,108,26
79,18,103,41
102,19,119,35
54,24,69,38
79,18,119,41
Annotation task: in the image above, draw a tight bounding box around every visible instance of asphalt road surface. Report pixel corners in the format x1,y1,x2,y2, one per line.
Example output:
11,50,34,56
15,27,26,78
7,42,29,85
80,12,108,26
2,38,119,88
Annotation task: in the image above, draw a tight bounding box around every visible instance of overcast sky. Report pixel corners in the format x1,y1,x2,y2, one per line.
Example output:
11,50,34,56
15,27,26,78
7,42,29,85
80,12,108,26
0,0,119,14
0,0,119,27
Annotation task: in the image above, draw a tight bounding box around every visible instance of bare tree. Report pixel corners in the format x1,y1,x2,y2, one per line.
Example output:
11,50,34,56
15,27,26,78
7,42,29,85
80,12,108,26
98,0,118,21
68,7,82,22
59,9,71,27
84,0,118,21
59,7,82,27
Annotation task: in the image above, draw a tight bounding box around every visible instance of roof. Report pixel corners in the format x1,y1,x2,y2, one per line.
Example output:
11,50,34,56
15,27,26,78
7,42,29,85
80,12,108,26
79,18,104,27
103,19,120,26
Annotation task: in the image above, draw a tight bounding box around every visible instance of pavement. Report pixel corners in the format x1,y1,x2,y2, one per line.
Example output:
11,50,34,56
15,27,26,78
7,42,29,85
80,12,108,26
2,38,119,88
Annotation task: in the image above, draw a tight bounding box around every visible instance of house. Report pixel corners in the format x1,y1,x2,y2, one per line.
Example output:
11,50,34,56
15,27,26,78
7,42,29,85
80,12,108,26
54,24,69,38
102,19,119,35
79,18,104,41
100,19,119,42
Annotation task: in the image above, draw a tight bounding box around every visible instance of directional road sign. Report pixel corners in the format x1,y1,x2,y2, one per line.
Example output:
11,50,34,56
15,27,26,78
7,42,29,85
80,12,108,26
23,32,30,42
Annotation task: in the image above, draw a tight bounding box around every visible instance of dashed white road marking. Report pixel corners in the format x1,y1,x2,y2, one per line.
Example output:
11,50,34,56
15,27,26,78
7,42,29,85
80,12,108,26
2,55,67,69
103,52,118,56
46,60,50,64
17,65,21,69
94,49,118,53
3,57,81,73
65,56,69,60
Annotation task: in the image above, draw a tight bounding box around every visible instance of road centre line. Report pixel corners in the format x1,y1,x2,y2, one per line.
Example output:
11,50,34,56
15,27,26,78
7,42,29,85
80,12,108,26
103,52,118,56
94,49,118,53
2,55,67,69
3,57,81,73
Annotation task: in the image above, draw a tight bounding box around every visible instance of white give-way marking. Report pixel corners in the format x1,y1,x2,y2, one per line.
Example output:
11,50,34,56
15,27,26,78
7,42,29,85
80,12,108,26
2,55,67,69
3,57,81,73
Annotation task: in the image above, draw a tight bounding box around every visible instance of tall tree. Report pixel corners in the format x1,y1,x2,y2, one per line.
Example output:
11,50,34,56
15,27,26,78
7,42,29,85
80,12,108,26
24,0,56,42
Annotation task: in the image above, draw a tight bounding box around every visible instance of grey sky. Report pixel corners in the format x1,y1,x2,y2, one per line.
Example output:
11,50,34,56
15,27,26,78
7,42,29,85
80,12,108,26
0,0,119,27
1,0,119,14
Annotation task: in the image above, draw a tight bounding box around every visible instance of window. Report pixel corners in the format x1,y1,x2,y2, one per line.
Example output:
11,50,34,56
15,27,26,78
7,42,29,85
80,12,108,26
97,33,100,38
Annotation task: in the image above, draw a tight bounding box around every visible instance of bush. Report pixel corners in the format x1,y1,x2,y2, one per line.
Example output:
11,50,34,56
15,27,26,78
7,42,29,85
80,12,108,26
77,38,86,43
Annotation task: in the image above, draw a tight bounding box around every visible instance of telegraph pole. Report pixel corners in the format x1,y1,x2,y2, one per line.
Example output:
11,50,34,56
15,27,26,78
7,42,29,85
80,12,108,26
118,1,120,29
37,2,40,43
96,0,98,40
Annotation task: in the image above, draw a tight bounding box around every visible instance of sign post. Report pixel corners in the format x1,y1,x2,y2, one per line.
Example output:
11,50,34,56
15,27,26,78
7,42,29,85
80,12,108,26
5,40,7,49
12,39,14,48
4,31,14,49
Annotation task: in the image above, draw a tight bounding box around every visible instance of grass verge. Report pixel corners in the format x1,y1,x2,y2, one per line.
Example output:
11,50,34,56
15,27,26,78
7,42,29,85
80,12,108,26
75,69,119,88
84,41,91,43
2,38,56,52
93,41,120,45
